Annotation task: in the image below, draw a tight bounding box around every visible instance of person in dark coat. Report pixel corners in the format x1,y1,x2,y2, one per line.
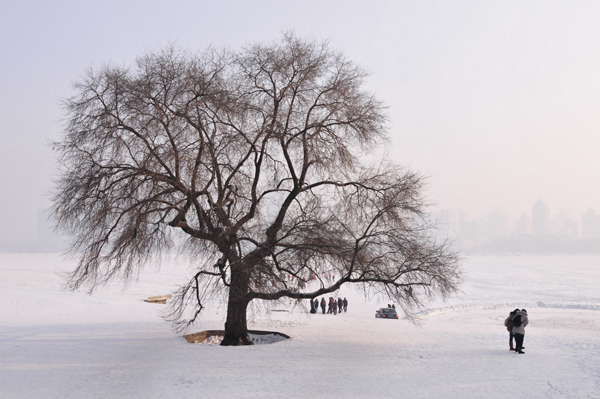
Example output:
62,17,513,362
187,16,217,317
512,309,529,354
343,297,348,312
504,309,519,350
320,298,326,314
338,297,343,313
333,299,338,315
327,297,333,314
310,298,317,314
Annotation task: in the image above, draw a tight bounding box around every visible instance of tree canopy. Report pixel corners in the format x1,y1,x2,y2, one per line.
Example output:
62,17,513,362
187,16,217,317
53,33,460,345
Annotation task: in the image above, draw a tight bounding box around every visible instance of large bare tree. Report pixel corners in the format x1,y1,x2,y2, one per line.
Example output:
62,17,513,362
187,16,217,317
53,33,460,345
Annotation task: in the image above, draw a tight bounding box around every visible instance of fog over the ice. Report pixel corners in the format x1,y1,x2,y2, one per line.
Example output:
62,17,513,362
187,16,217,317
2,0,600,243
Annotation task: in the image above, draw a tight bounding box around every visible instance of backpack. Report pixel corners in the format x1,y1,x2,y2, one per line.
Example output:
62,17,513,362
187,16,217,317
512,314,522,327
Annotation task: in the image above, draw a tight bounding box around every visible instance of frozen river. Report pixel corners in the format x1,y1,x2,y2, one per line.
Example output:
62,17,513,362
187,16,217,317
0,253,599,398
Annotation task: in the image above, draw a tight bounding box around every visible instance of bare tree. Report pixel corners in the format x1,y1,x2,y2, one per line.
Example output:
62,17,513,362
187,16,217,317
52,33,460,346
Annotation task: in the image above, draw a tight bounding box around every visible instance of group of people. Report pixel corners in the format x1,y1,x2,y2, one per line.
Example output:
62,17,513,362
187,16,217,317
504,308,529,354
310,297,347,314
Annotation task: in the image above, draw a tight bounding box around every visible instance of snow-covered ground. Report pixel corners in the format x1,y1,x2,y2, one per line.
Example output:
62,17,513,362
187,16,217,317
1,253,599,398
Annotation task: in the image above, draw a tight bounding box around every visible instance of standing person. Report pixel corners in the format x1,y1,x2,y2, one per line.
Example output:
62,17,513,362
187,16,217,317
327,297,333,314
333,299,338,315
343,297,348,312
512,309,529,354
320,298,326,314
504,309,520,350
310,298,317,314
338,297,343,313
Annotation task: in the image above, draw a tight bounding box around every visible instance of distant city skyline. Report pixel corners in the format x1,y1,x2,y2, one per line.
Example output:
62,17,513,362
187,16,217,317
4,198,600,253
436,198,600,241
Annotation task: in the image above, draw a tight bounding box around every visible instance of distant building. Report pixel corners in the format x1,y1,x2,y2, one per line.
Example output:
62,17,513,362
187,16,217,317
562,219,579,238
552,210,579,238
513,213,532,235
532,200,550,235
436,209,461,238
459,212,479,237
479,210,508,239
582,208,600,239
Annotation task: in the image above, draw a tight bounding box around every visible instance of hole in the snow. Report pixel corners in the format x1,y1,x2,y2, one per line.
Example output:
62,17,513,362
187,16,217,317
183,330,290,345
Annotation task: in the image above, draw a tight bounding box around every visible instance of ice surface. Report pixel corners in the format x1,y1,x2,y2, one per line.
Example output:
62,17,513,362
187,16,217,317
1,253,599,398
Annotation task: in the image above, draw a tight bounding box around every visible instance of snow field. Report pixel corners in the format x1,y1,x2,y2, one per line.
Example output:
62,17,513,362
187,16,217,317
0,253,599,398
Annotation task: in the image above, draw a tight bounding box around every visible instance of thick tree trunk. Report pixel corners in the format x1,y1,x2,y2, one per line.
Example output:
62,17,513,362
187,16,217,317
221,267,253,346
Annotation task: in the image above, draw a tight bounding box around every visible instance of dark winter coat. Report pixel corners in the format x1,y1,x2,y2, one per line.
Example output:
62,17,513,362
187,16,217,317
504,310,517,332
511,310,529,335
310,299,317,313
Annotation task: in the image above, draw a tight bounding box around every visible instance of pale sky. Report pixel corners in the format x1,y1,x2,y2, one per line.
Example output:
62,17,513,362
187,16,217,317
2,0,600,242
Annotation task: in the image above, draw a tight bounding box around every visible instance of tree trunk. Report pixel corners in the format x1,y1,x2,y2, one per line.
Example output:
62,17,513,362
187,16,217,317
221,267,253,346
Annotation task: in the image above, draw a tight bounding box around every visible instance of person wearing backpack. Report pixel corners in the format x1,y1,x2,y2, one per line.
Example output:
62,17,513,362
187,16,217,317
504,309,520,350
511,309,529,354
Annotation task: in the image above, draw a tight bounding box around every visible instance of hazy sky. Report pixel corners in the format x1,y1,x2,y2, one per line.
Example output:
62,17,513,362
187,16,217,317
2,0,600,241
